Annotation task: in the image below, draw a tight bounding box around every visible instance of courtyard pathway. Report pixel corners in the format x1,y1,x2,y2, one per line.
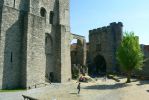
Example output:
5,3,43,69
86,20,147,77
0,78,149,100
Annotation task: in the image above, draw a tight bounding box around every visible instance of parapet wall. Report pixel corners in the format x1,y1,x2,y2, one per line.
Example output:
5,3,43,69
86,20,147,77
89,22,123,36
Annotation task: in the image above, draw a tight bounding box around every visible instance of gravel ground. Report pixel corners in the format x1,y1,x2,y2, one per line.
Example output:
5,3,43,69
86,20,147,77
0,78,149,100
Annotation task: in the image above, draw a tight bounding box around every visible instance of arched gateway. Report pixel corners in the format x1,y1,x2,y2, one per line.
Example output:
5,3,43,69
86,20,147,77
94,55,106,75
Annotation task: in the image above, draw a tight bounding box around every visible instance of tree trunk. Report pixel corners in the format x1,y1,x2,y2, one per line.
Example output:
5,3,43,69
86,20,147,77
126,71,131,83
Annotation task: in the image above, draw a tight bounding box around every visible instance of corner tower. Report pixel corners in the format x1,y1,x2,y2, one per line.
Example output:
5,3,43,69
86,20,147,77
0,0,71,89
0,0,29,89
24,0,71,88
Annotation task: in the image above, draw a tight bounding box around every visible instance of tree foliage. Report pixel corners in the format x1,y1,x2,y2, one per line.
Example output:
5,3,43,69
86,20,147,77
116,32,144,82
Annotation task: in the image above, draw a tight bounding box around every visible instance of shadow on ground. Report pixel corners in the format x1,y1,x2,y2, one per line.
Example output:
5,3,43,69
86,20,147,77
83,83,128,90
69,93,78,95
137,80,149,86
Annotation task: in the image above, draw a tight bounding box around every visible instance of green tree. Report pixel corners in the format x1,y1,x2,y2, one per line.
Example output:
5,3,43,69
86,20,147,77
116,32,144,83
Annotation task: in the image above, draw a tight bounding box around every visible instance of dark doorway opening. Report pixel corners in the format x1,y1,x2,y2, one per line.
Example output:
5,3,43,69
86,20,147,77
45,33,55,83
40,7,46,17
93,55,106,76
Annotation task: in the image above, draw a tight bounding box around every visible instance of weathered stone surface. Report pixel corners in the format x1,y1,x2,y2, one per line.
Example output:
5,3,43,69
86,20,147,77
0,6,23,89
135,45,149,76
70,34,86,66
88,22,123,73
0,0,71,89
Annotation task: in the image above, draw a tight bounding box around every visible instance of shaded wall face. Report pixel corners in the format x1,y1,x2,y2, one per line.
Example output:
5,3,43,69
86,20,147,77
0,7,2,89
89,30,110,72
76,40,84,65
93,55,106,74
26,0,71,84
0,3,4,89
0,0,4,6
3,0,28,11
71,50,77,64
71,42,84,66
0,0,28,89
1,6,23,89
136,47,149,76
45,34,55,82
89,24,123,73
0,0,71,89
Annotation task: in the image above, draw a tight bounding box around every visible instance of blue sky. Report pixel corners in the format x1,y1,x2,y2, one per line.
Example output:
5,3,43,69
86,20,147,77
70,0,149,44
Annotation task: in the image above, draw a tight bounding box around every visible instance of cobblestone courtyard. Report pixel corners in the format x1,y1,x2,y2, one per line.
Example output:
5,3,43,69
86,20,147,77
0,78,149,100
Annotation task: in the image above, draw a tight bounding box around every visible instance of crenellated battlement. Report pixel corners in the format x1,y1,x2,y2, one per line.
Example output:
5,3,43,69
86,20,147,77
89,22,123,36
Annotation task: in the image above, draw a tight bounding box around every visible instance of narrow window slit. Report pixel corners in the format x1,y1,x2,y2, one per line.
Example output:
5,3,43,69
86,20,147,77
50,11,54,24
10,52,13,62
13,0,15,8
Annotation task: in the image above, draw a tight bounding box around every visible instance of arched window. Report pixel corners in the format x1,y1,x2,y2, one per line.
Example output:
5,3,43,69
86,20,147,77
40,7,46,17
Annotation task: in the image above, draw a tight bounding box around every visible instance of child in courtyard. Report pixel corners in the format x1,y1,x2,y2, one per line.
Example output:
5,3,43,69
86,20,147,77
77,83,81,94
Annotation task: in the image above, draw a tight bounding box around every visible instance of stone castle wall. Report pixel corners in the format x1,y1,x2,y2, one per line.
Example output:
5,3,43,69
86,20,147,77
58,0,71,82
70,34,86,66
89,22,123,73
2,0,28,11
135,45,149,76
0,0,71,89
0,5,25,89
142,45,149,76
0,0,3,89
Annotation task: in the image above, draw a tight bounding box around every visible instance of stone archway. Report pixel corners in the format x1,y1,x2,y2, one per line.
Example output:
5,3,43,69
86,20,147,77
70,34,86,66
45,33,54,82
70,34,87,78
70,39,83,65
93,55,106,75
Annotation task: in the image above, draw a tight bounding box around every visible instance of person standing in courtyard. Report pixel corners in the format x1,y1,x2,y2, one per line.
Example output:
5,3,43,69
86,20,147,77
77,83,81,94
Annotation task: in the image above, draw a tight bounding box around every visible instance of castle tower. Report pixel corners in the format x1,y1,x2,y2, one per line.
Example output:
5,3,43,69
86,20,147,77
0,0,71,89
88,22,123,75
0,0,29,89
